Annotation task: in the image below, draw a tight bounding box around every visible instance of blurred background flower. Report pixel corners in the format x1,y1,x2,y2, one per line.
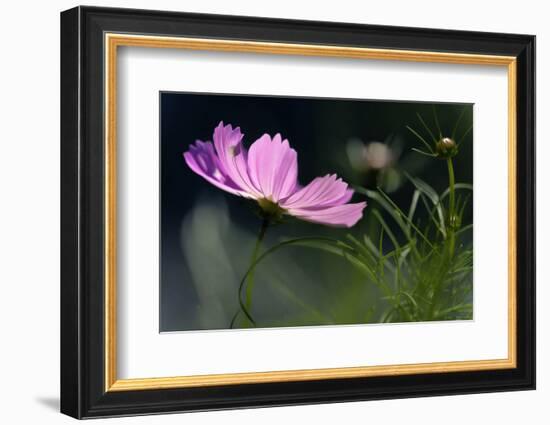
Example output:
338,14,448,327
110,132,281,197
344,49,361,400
346,136,402,192
344,133,432,195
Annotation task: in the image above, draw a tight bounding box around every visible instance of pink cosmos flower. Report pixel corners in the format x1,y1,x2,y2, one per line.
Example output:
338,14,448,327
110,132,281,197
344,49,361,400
183,122,366,227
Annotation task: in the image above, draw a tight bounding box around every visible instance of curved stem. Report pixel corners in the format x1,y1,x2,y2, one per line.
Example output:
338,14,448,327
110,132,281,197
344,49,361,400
230,236,354,328
244,218,269,313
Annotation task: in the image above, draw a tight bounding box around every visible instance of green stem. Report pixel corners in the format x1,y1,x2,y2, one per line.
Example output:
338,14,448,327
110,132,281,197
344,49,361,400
244,218,269,313
229,236,356,328
428,158,457,321
446,158,456,259
447,158,456,220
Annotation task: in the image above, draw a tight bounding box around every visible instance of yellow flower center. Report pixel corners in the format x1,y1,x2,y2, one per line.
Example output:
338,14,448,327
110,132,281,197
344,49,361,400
257,198,286,222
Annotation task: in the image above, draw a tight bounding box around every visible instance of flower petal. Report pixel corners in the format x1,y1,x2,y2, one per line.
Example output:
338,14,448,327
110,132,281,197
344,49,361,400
183,140,250,197
281,174,365,227
247,133,298,202
184,122,366,228
280,174,352,209
212,121,262,198
286,202,367,228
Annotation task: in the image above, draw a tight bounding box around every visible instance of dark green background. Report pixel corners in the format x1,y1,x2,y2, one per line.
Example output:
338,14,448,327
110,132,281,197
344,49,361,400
160,92,473,332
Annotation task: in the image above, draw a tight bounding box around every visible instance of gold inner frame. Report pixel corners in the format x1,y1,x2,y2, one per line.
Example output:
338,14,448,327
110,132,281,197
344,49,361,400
104,33,518,392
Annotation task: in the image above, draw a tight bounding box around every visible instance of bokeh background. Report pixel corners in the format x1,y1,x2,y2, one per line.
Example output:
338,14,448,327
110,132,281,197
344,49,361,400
160,92,473,332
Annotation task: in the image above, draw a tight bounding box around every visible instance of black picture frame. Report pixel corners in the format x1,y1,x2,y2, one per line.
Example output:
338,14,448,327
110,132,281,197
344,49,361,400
61,5,535,419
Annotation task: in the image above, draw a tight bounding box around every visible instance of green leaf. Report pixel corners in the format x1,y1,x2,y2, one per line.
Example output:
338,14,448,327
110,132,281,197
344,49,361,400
288,238,380,286
432,106,442,139
457,124,473,146
406,125,434,153
345,234,377,266
408,190,420,223
405,172,439,204
405,172,446,235
372,209,400,250
418,192,446,237
342,251,378,283
455,223,473,237
411,147,437,157
434,303,473,319
452,107,467,140
440,183,473,200
376,188,436,250
400,291,418,310
363,234,396,274
417,112,437,143
355,186,411,239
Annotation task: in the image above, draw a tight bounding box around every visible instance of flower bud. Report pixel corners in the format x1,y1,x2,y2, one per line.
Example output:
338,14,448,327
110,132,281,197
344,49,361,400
447,213,461,231
435,137,458,159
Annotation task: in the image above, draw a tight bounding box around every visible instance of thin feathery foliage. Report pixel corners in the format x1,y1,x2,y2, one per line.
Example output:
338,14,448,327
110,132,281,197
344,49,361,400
348,183,473,322
344,107,474,322
230,107,473,327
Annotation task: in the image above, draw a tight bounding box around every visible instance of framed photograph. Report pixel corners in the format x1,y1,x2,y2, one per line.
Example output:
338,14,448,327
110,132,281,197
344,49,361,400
60,6,535,419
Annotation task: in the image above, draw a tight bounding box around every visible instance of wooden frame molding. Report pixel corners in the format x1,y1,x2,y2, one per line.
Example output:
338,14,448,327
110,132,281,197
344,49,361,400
103,33,518,392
